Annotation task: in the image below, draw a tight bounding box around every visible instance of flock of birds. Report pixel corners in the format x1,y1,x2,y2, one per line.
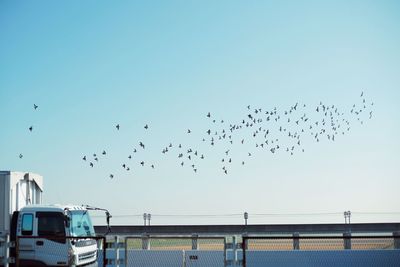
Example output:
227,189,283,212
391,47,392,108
20,92,374,179
82,91,374,178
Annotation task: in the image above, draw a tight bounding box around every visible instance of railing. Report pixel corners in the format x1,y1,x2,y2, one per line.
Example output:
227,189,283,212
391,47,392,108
94,223,400,236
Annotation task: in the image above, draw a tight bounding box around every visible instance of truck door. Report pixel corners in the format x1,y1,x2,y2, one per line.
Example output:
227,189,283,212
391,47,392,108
17,213,36,262
35,212,69,266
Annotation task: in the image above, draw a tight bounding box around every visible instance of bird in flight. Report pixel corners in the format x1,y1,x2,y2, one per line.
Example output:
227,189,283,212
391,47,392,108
19,154,23,159
82,156,86,161
29,126,33,132
144,124,149,129
33,104,38,110
116,124,120,130
109,174,114,179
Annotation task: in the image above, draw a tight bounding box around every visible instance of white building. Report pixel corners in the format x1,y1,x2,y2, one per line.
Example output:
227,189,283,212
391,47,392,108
0,171,43,232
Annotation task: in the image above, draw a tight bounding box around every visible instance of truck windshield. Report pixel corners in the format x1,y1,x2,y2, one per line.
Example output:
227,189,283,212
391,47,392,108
69,210,95,237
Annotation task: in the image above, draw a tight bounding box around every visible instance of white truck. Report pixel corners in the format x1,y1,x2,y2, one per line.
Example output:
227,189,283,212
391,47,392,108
0,171,111,267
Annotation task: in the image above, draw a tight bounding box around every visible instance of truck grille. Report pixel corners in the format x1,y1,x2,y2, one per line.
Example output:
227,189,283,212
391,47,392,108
78,250,97,261
75,239,97,247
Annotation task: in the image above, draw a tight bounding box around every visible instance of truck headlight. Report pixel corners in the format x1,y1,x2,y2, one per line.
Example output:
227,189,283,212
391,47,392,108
68,248,76,265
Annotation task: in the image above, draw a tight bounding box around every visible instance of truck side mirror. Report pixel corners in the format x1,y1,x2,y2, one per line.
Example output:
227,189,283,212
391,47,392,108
64,215,70,228
106,211,112,233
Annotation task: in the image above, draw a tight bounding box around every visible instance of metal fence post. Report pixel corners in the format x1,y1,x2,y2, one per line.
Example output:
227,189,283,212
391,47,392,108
142,234,150,250
225,236,235,267
233,235,243,266
394,232,400,249
124,237,129,267
182,250,186,267
0,232,10,267
293,232,300,250
115,235,122,267
236,235,244,266
223,237,227,267
232,236,237,267
242,235,247,267
343,232,352,250
191,234,198,250
105,235,116,266
102,237,107,267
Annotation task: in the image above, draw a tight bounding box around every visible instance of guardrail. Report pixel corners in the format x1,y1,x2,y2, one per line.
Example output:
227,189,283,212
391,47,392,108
94,223,400,236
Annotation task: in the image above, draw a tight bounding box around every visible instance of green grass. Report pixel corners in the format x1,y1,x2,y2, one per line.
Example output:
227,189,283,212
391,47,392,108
125,238,224,250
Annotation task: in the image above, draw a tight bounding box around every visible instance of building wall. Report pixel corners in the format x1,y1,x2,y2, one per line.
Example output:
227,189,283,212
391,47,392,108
0,171,43,233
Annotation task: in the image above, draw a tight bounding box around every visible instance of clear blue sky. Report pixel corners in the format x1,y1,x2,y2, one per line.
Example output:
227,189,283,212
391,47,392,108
1,1,399,225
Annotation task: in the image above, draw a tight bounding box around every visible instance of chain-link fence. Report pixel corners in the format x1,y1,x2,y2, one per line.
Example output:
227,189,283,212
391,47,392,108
11,234,400,267
15,236,105,267
124,235,225,267
242,235,400,267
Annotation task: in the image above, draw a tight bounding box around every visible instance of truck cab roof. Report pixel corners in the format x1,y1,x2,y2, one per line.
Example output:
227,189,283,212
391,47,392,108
19,204,88,213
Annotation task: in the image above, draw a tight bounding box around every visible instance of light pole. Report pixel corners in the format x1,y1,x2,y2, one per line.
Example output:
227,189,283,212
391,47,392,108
148,213,151,226
143,213,147,226
244,212,248,225
344,211,351,224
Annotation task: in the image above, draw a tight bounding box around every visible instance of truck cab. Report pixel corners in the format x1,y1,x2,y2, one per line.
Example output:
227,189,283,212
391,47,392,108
15,205,98,267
